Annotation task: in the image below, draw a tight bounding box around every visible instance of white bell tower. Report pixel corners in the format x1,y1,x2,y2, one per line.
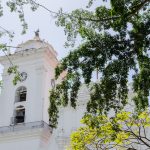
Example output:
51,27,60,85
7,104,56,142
0,33,58,150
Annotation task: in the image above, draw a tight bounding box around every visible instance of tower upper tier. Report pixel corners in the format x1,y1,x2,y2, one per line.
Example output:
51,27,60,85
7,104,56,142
15,34,57,58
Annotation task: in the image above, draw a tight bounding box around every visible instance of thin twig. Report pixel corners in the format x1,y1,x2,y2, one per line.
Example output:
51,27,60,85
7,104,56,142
2,50,14,66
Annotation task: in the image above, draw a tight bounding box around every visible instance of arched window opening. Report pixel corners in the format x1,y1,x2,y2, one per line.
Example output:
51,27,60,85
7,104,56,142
15,86,27,102
15,106,25,124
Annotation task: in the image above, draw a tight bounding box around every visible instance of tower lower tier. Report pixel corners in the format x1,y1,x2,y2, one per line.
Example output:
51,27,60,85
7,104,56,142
0,121,52,150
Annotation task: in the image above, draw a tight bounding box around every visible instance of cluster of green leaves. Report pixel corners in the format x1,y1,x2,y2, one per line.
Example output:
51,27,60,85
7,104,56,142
0,44,21,85
68,110,150,150
0,0,40,40
6,0,39,34
49,0,150,128
49,72,81,128
7,65,21,85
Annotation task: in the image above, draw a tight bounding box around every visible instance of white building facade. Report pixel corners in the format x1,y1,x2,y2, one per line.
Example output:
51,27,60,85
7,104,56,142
0,35,90,150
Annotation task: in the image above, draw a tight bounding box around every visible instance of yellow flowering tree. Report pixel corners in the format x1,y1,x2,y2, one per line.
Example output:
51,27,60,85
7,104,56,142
68,110,150,150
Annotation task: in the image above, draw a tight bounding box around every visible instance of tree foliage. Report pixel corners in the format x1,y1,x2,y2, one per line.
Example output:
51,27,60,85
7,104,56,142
48,0,150,128
68,110,150,150
0,0,149,129
6,0,39,34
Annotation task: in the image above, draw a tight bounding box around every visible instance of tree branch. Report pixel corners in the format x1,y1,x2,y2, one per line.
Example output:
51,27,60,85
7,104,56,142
28,0,150,23
128,0,150,17
0,25,13,37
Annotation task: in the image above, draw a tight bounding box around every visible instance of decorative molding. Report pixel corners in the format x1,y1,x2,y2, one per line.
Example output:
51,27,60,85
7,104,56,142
0,121,52,143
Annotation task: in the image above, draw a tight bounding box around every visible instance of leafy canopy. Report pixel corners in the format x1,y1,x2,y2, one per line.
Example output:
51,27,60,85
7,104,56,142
48,0,150,128
68,110,150,150
0,0,149,129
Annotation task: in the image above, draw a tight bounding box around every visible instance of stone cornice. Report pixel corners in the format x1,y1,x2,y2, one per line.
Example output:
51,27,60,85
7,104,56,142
0,47,58,65
0,121,52,143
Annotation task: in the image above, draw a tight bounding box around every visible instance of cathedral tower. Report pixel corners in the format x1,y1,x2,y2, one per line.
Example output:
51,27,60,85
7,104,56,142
0,34,58,150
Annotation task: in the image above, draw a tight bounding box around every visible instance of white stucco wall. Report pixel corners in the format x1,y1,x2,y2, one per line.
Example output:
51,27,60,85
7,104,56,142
0,37,90,150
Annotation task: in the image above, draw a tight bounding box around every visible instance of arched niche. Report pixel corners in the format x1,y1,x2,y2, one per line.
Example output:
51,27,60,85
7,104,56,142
14,105,25,124
15,86,27,103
